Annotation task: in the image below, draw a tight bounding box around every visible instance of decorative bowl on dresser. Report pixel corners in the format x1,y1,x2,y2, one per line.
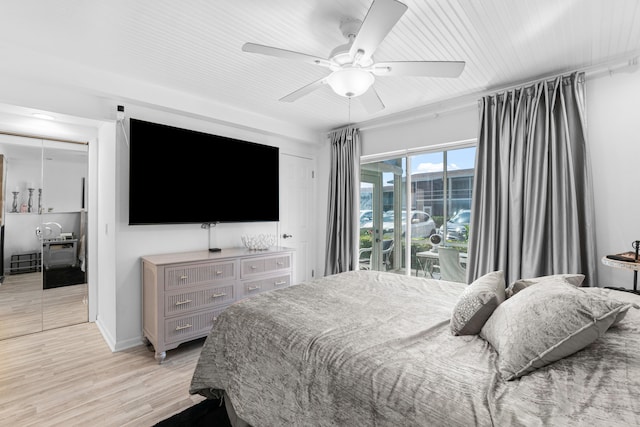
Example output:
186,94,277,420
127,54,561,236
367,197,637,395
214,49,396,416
141,246,294,363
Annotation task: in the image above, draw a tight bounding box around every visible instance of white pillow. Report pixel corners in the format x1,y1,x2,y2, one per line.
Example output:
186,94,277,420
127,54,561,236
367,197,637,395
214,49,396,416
450,270,505,336
480,278,636,381
505,273,585,298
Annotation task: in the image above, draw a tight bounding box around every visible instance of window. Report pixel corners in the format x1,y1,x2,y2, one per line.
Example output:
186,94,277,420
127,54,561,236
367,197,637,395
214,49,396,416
359,145,476,278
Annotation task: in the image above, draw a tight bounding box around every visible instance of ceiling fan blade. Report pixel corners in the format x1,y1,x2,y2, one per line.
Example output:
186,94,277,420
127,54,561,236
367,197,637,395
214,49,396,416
279,78,327,102
358,86,385,113
372,61,465,78
242,42,332,68
349,0,408,64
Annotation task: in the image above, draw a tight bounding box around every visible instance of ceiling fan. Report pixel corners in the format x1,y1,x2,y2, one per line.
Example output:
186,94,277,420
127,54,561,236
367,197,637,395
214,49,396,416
241,0,465,113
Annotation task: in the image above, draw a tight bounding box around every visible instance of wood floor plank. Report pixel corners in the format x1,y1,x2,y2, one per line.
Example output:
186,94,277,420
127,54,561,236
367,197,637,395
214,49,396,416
0,322,206,426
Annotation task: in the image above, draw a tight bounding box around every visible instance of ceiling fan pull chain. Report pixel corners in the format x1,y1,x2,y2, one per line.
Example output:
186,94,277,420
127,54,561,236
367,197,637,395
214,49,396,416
346,97,353,141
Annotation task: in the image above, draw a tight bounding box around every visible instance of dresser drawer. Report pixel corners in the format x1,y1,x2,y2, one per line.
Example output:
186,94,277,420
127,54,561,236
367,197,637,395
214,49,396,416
165,261,236,291
241,258,265,276
265,255,291,272
241,254,291,278
165,283,235,316
241,273,291,297
165,307,228,345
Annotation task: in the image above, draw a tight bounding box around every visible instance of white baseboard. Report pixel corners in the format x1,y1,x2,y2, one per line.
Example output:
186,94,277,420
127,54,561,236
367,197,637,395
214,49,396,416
94,317,144,352
94,317,116,352
114,336,145,352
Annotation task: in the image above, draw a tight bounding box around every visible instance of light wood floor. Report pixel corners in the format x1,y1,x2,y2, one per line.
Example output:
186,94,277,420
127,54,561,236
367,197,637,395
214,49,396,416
0,322,207,426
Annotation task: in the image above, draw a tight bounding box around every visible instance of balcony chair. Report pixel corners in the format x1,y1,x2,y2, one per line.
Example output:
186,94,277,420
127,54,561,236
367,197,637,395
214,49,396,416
359,239,394,271
437,246,467,283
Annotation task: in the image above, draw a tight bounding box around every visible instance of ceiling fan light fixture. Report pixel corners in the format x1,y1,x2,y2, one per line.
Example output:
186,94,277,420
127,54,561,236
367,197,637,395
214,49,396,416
242,0,462,107
326,68,374,98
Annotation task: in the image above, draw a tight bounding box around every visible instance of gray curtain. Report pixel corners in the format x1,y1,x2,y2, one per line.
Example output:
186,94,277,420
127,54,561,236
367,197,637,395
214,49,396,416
324,126,361,275
467,72,597,286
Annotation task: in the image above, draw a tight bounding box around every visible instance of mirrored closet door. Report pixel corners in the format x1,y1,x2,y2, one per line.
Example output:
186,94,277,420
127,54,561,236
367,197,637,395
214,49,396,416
0,134,88,340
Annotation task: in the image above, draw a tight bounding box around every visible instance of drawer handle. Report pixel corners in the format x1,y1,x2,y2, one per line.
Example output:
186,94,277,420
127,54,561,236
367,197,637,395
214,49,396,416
175,299,192,306
175,324,193,331
215,270,223,275
277,262,284,266
274,281,287,286
250,265,257,270
212,292,227,298
179,275,188,280
248,285,261,291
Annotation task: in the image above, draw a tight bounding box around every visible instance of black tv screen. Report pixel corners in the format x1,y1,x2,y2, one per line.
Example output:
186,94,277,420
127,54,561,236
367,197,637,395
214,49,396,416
129,118,279,225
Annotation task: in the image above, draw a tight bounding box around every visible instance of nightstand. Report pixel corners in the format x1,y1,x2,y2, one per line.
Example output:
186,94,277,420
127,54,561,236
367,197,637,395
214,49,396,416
601,254,640,294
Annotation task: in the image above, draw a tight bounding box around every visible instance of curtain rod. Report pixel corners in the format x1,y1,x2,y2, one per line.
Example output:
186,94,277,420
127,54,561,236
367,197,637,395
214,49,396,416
475,56,638,96
355,53,640,133
0,130,88,145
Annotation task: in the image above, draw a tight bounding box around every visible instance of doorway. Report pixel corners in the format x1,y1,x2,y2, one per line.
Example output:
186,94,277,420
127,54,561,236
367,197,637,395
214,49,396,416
0,134,89,340
359,163,404,272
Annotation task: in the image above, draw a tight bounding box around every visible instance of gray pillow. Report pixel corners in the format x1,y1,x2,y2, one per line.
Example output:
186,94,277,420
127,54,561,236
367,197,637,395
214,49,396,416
505,273,585,298
480,278,637,381
450,270,505,336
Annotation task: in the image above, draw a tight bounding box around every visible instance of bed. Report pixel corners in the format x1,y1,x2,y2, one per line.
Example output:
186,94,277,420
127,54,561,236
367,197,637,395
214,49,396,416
189,270,640,426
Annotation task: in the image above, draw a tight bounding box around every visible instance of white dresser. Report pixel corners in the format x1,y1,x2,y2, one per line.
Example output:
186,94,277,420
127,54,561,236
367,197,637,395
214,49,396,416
141,247,294,363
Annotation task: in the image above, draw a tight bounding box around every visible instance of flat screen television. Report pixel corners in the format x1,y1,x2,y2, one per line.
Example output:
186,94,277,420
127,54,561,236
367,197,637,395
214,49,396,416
129,118,279,225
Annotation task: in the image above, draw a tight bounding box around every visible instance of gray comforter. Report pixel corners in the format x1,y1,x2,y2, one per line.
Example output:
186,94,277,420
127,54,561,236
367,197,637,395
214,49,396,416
189,270,640,426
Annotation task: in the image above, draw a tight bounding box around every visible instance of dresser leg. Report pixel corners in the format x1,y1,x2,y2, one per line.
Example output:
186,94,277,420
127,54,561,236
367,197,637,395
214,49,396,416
155,351,166,364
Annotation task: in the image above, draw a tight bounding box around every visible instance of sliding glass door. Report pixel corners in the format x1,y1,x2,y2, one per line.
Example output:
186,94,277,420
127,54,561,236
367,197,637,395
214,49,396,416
360,145,476,278
410,147,475,279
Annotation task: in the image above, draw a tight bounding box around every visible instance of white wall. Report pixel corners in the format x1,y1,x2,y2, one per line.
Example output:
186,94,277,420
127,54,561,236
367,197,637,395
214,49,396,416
587,69,640,290
359,105,478,157
95,122,117,347
41,155,87,213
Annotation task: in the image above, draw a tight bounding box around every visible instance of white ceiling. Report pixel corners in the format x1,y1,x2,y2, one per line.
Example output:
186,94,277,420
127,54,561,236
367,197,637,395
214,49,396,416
1,0,640,136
